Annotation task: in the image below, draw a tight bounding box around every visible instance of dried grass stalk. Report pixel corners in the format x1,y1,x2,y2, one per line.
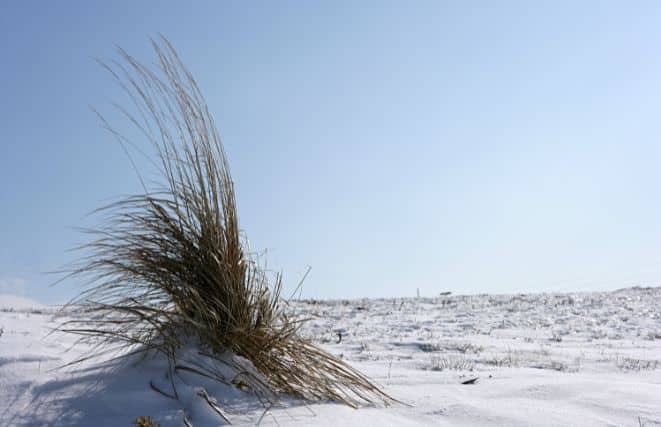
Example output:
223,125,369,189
60,35,393,408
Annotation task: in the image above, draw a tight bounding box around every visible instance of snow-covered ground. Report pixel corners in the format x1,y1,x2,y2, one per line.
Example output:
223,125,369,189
0,294,45,312
1,287,660,426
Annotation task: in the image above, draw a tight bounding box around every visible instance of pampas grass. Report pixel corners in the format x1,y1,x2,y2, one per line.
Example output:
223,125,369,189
59,36,392,408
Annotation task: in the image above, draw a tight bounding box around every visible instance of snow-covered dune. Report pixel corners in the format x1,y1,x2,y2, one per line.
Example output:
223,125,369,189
1,287,660,426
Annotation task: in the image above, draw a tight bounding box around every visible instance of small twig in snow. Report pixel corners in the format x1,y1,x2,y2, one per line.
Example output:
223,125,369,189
197,388,231,424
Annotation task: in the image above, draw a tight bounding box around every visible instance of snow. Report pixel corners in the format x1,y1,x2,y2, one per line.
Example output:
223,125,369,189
1,287,660,426
0,294,45,311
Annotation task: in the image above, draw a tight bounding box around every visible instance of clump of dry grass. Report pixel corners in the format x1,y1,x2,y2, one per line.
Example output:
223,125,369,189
429,355,474,371
134,416,160,427
60,36,392,408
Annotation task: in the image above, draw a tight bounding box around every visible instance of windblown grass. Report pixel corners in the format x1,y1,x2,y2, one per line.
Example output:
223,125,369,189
59,36,392,408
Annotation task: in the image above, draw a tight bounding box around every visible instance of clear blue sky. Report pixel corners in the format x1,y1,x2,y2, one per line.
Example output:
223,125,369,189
2,1,661,304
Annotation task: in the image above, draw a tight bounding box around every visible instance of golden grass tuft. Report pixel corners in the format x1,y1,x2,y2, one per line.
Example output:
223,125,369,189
134,416,160,427
59,36,393,409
